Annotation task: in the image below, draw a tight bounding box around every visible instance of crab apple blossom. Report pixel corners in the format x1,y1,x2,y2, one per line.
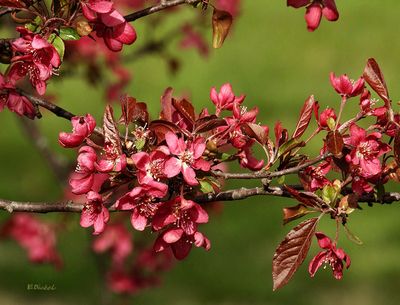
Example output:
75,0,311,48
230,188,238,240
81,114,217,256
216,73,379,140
180,24,209,58
309,232,351,279
154,230,211,260
69,146,98,194
344,124,391,178
164,132,211,186
301,161,332,191
10,28,60,95
1,214,62,268
80,191,110,235
152,197,209,234
287,0,339,31
131,146,170,187
116,185,167,231
330,73,365,98
210,83,245,116
58,114,96,148
317,108,337,130
0,73,36,118
92,224,133,265
81,0,137,51
216,0,241,17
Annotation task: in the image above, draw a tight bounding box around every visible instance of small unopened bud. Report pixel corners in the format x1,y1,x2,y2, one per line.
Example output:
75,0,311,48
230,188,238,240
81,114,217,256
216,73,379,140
76,19,93,37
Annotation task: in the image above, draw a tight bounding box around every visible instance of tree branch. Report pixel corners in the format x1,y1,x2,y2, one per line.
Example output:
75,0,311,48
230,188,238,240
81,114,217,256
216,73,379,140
212,153,332,180
124,0,202,22
1,186,399,213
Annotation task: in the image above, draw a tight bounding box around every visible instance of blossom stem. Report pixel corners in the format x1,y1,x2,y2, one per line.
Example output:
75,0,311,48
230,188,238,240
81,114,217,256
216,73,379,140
212,152,332,179
335,96,347,130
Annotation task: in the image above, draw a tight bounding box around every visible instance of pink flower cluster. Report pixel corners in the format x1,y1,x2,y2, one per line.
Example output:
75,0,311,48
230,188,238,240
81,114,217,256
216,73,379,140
10,27,61,95
59,83,269,260
81,0,137,51
1,214,62,268
287,0,339,31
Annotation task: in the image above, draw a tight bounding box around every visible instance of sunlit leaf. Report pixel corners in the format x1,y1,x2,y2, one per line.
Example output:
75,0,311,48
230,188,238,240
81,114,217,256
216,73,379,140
272,217,319,290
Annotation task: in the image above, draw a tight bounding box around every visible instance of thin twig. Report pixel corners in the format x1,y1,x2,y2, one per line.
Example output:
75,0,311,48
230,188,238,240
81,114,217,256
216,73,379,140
124,0,201,22
212,153,332,180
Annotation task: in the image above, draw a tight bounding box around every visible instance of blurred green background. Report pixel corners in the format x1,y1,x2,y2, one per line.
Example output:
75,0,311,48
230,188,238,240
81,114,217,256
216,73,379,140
2,0,400,304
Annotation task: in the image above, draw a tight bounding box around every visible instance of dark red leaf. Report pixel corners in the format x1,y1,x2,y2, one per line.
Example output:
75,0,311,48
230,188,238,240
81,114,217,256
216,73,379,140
0,0,26,8
293,95,315,139
172,98,196,124
149,120,182,144
194,115,227,133
326,131,344,157
212,9,233,49
119,95,148,125
103,105,122,156
272,217,319,291
284,186,324,208
241,123,269,145
363,58,390,104
282,204,312,225
160,87,174,121
394,129,400,164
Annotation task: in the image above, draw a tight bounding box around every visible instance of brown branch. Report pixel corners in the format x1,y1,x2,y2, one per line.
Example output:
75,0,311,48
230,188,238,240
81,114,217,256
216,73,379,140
1,187,399,213
124,0,201,22
212,153,332,180
18,90,112,139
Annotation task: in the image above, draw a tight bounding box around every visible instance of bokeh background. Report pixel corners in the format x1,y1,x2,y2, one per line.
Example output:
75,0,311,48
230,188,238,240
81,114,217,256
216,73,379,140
1,0,400,304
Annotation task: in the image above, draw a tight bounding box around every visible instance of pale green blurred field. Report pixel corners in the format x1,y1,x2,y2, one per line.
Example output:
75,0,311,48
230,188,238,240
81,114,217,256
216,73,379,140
1,1,400,304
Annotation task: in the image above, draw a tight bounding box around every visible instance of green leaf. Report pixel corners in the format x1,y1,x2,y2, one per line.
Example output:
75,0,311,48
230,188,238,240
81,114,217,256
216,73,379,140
25,16,42,32
344,225,363,245
277,138,304,159
50,35,65,61
200,180,214,194
135,138,146,151
321,183,340,206
59,27,81,41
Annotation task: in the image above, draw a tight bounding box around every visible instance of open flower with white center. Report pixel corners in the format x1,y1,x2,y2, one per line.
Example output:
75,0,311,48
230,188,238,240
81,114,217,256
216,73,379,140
164,132,211,186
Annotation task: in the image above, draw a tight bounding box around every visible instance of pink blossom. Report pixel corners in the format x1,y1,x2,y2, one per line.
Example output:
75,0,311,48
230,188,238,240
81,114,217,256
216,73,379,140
288,0,339,32
58,114,96,148
309,232,350,279
237,143,264,171
210,83,245,116
344,124,391,178
95,153,127,173
216,0,241,17
180,24,209,58
223,103,259,149
330,73,365,98
152,197,209,234
131,146,169,188
81,0,137,52
80,191,110,235
154,230,211,260
1,214,62,268
301,161,332,191
106,269,139,294
164,133,211,186
317,107,336,129
10,28,60,95
69,146,97,194
116,185,167,231
92,224,133,265
0,72,36,118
